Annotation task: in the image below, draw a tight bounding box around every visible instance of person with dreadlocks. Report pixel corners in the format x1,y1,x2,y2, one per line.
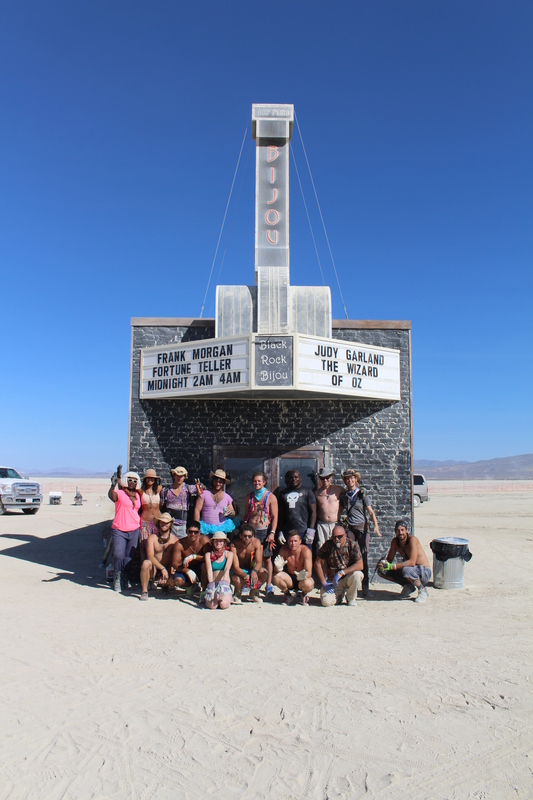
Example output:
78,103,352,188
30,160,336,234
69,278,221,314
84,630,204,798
244,471,278,596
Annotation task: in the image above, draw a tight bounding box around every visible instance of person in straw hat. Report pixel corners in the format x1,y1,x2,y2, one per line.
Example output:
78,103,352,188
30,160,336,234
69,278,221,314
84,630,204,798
194,469,237,537
160,465,202,540
139,512,179,601
204,531,234,609
139,468,162,560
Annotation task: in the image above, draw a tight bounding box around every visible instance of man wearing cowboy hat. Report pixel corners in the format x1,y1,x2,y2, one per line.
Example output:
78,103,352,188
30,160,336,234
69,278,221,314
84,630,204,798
139,512,179,601
314,468,345,549
340,469,381,596
160,466,202,539
194,469,237,537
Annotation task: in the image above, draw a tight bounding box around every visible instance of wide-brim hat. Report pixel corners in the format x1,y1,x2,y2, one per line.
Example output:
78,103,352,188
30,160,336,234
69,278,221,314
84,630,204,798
171,466,188,477
318,468,335,479
342,469,357,479
156,512,173,525
144,468,159,480
209,469,231,484
211,531,230,543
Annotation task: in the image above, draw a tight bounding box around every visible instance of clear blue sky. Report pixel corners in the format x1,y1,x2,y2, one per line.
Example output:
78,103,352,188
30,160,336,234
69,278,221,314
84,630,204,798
1,1,531,471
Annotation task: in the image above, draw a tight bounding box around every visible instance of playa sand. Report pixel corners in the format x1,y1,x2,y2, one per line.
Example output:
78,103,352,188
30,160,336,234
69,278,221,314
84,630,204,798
0,480,531,799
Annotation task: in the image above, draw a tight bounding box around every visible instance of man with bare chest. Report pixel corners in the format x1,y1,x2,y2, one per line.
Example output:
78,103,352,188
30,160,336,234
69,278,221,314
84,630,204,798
378,520,431,603
140,513,178,600
244,471,278,594
314,469,345,548
171,521,210,594
272,530,314,606
230,523,266,603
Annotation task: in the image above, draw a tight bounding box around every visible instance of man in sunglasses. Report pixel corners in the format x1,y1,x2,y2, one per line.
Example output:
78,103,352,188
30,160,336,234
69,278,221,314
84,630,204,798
171,521,210,595
315,524,364,607
230,523,266,603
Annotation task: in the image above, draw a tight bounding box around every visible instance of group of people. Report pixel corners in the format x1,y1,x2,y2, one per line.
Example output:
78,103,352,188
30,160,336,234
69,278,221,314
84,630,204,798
107,465,432,607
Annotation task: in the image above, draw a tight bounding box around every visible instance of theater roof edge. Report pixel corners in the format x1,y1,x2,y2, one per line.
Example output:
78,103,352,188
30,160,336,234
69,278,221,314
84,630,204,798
131,318,411,330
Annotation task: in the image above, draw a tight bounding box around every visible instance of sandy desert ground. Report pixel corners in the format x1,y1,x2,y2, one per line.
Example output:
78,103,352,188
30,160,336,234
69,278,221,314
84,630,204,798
0,480,531,799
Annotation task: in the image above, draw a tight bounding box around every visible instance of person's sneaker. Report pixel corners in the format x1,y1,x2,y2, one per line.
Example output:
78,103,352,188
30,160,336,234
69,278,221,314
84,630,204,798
140,592,148,601
233,595,242,605
251,590,263,604
347,599,358,607
400,584,416,599
283,591,295,606
98,561,106,569
266,584,274,598
301,594,310,606
113,571,121,593
415,587,428,604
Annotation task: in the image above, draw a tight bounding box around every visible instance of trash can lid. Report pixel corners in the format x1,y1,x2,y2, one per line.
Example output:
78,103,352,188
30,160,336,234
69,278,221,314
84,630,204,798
432,537,469,545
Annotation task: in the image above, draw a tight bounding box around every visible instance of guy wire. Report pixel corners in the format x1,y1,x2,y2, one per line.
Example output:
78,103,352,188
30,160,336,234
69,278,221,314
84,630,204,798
200,125,248,318
290,143,326,286
294,112,349,319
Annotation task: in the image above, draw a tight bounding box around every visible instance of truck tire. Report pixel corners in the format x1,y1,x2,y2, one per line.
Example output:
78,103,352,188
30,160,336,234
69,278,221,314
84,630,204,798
22,508,39,515
413,494,421,508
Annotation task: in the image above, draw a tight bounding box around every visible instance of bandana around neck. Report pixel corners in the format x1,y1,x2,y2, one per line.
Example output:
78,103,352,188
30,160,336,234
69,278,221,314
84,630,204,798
254,487,267,501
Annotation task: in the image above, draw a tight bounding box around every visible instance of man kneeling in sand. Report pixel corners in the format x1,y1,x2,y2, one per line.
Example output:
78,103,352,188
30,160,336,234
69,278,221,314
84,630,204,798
272,530,314,606
315,524,364,607
378,520,431,603
171,521,210,596
140,513,178,601
231,523,266,604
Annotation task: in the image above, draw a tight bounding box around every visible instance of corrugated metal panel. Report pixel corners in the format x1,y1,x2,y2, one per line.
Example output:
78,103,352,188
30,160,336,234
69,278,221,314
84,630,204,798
215,285,257,337
290,286,332,337
257,266,290,334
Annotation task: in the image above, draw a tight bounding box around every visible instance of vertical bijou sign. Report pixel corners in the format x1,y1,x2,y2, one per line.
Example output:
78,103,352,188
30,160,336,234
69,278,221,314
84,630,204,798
253,105,291,272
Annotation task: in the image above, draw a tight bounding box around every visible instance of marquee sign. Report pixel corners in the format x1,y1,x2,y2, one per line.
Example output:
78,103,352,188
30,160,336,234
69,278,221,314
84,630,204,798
140,334,401,401
297,335,401,401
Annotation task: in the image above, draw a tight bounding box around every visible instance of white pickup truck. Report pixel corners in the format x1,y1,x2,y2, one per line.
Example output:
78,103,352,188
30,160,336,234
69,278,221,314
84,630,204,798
0,467,43,514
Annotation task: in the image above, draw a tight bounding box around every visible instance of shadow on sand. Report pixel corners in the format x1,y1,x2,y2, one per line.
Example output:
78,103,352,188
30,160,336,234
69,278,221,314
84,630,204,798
0,521,114,590
0,523,202,605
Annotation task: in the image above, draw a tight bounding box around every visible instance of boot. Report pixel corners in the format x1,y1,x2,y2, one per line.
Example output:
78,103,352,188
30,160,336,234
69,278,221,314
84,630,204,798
251,588,263,604
113,570,121,592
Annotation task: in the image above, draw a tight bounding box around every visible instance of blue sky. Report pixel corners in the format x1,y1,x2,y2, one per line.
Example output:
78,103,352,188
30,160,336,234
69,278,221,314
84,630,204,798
1,1,531,471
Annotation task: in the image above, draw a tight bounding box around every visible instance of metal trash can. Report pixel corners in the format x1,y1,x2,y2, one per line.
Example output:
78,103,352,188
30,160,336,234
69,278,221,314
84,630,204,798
430,537,472,589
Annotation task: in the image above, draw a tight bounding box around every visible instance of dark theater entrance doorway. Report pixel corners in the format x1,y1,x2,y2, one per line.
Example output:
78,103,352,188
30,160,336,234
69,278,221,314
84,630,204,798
213,446,326,516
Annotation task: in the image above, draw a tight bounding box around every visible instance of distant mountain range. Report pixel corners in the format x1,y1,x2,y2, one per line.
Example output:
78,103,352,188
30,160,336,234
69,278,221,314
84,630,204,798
15,454,533,481
20,467,114,478
413,454,533,480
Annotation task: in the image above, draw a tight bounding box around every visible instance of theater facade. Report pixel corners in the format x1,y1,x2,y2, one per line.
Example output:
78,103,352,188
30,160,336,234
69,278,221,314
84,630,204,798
128,104,413,562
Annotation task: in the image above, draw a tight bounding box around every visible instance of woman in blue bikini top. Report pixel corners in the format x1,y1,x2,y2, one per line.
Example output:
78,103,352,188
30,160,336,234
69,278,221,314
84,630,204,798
205,531,234,610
